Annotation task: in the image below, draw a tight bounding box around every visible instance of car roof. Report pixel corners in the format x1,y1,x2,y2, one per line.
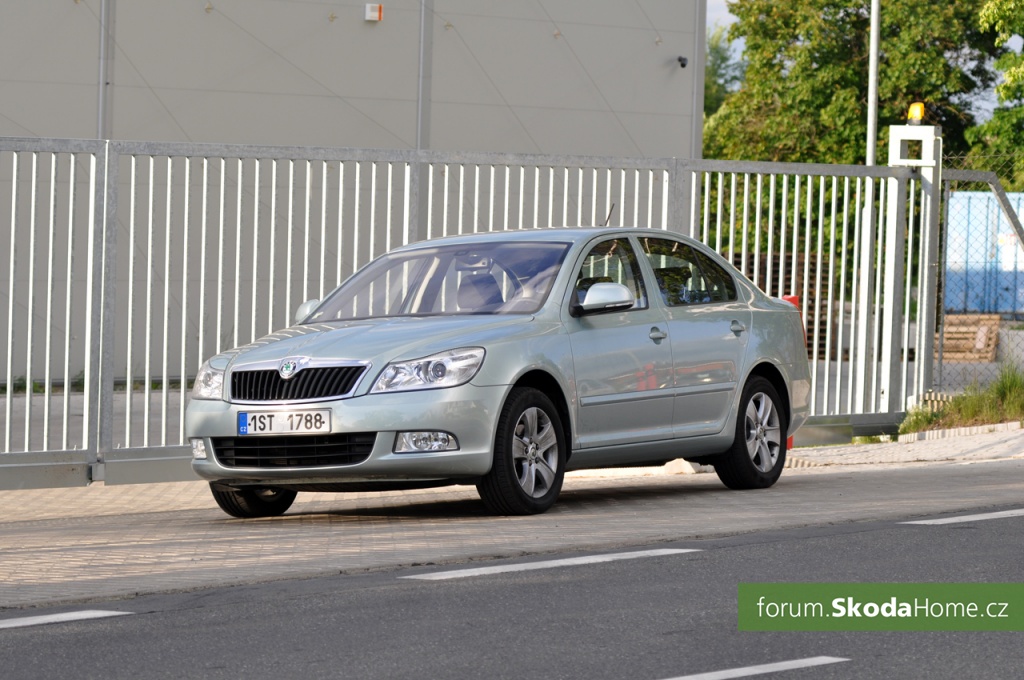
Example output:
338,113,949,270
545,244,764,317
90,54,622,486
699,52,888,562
394,227,701,250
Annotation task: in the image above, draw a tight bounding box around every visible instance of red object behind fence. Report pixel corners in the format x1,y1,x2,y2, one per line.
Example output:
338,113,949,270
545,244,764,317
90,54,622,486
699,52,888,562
780,295,801,451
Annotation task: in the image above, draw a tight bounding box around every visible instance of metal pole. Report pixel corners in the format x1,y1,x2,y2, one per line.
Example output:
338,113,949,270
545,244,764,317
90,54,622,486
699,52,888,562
855,0,882,410
413,0,434,243
692,0,708,159
415,0,433,151
97,0,116,139
916,131,942,399
865,0,880,165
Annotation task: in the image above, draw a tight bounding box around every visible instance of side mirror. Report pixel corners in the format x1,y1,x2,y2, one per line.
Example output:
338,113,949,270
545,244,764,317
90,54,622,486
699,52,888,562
571,282,634,317
294,299,319,325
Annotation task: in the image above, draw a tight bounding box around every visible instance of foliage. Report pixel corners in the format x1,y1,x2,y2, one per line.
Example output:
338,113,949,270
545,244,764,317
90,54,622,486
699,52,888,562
851,434,896,444
705,24,746,118
968,1,1024,189
979,0,1024,101
4,376,46,395
963,108,1024,190
898,407,944,435
704,0,1001,164
3,371,89,394
899,363,1024,434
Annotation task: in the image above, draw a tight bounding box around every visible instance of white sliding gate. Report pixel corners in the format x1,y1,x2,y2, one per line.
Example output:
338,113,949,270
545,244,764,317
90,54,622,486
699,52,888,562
0,131,953,487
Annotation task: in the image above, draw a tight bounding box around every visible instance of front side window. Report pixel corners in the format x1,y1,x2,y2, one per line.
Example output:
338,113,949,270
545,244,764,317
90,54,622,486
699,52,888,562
307,241,571,322
573,238,647,309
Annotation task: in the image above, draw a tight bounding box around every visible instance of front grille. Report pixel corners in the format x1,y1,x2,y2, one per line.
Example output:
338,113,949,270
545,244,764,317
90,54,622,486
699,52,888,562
211,433,376,468
231,366,366,402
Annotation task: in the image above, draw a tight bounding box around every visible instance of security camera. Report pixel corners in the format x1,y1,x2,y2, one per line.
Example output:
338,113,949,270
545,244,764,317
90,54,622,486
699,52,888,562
678,56,687,68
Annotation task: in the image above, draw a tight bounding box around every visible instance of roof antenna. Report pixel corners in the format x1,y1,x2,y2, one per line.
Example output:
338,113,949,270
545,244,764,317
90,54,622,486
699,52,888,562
603,203,615,226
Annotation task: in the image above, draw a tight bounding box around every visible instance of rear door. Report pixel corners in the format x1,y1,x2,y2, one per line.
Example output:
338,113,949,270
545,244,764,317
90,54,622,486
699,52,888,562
635,236,750,438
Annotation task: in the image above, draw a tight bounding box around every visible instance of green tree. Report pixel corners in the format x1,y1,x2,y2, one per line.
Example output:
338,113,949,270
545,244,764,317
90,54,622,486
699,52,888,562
705,24,745,118
964,108,1024,190
979,0,1024,101
704,0,1000,163
966,0,1024,190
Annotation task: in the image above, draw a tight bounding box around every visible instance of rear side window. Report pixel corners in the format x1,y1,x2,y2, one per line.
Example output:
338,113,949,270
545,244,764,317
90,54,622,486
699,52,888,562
691,248,738,303
638,236,723,306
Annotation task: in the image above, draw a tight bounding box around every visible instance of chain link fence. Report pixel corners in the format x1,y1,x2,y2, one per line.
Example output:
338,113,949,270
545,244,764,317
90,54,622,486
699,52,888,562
936,153,1024,396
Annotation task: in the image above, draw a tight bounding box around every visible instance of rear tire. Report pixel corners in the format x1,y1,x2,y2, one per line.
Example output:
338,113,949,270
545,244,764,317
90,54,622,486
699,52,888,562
713,376,787,490
209,484,297,518
477,387,566,515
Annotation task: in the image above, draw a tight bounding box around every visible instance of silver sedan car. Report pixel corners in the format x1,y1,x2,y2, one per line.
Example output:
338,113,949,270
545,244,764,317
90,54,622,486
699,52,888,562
186,228,811,518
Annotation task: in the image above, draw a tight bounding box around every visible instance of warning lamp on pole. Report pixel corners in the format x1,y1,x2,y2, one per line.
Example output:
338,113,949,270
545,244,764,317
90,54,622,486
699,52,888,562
907,102,925,125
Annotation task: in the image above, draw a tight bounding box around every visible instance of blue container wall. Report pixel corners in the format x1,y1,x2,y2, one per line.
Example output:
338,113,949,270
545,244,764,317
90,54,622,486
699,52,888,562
945,192,1024,314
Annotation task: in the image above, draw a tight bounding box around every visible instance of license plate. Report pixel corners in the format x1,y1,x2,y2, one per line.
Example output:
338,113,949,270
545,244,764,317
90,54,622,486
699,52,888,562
237,410,331,435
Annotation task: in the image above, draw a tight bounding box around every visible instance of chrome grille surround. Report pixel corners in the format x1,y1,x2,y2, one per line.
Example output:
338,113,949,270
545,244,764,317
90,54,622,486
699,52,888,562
230,363,368,403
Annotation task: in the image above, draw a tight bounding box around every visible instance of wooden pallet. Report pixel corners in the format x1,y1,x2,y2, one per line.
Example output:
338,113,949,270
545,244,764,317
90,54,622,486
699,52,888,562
937,314,1001,362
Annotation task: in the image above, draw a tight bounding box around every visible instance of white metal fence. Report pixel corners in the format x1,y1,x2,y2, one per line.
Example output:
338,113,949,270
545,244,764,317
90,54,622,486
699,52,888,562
1,136,954,487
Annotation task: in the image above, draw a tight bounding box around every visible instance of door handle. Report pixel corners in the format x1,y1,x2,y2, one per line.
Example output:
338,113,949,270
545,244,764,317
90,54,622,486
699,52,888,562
730,320,746,333
649,327,668,341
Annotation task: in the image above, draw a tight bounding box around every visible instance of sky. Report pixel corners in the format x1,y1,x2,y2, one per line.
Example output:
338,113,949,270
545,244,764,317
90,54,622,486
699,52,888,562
706,0,734,30
706,0,744,62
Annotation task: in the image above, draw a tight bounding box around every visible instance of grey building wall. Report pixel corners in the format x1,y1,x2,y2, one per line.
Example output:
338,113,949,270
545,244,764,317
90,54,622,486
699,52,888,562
0,0,704,158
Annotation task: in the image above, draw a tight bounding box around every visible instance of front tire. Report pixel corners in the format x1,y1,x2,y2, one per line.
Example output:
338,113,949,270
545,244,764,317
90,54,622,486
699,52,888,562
713,376,787,490
210,484,297,518
477,387,566,515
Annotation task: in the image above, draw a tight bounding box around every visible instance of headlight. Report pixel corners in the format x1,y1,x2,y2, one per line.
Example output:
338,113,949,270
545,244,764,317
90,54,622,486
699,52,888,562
371,348,485,393
191,360,225,400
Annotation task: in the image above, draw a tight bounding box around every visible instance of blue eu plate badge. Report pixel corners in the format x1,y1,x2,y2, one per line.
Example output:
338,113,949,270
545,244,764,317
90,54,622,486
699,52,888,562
238,412,249,435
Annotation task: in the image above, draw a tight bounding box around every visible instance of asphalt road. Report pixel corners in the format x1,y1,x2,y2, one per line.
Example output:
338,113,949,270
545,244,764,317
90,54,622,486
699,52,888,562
0,463,1022,679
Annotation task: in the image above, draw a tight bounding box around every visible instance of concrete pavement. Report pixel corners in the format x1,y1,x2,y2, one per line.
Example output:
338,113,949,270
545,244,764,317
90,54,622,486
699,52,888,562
0,427,1022,610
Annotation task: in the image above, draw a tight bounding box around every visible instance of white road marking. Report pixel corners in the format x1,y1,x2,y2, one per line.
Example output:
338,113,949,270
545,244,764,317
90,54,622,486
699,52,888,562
0,610,133,630
902,508,1024,525
400,548,700,580
662,656,850,680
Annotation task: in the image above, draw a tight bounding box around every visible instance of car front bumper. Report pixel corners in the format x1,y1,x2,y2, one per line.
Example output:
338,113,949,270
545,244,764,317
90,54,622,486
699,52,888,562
186,383,509,486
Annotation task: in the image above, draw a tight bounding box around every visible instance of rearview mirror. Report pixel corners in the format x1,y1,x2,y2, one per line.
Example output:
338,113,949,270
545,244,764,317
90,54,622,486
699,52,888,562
455,253,493,272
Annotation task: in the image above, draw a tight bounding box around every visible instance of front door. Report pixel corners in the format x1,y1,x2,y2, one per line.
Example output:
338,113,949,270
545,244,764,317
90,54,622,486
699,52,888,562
565,237,674,449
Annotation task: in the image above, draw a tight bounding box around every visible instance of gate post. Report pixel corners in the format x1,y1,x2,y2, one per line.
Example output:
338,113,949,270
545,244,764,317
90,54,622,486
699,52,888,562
879,158,908,414
97,141,119,479
884,119,942,412
83,142,111,479
668,158,696,237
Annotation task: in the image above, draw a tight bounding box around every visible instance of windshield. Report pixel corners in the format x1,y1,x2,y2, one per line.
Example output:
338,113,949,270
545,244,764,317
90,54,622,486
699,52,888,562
306,241,571,322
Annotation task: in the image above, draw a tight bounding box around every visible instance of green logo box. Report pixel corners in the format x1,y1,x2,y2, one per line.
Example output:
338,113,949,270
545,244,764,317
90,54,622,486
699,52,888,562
738,583,1024,631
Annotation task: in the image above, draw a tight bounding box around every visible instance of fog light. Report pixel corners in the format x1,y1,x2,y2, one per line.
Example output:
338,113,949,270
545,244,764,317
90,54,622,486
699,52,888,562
394,431,459,453
190,438,208,460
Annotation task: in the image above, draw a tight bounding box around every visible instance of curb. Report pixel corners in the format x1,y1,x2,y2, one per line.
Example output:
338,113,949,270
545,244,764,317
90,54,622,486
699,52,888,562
786,456,826,468
897,420,1022,443
663,456,824,474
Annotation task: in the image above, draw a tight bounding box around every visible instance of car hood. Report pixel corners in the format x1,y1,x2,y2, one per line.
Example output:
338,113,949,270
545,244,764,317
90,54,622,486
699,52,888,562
223,314,535,376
